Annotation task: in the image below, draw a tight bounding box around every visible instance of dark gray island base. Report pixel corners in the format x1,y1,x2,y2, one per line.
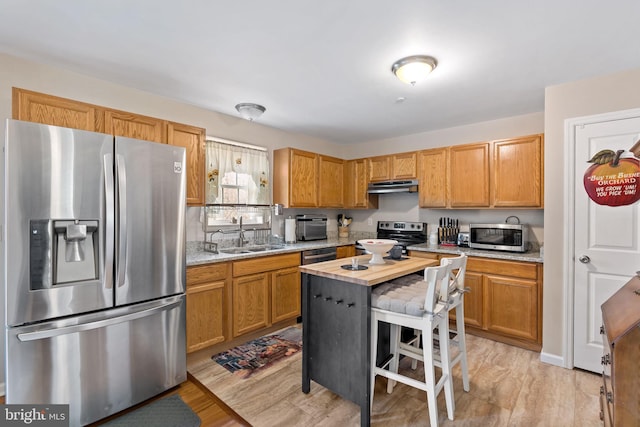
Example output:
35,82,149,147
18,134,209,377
299,255,437,427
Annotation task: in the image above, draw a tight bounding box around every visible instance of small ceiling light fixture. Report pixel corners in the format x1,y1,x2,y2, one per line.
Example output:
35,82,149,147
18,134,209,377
235,103,266,121
391,55,438,85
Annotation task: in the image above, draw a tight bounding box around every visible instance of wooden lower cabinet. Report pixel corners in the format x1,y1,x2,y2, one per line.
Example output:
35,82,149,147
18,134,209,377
408,251,542,350
336,245,356,259
231,252,301,339
186,263,230,353
232,273,270,337
461,271,484,328
271,267,302,323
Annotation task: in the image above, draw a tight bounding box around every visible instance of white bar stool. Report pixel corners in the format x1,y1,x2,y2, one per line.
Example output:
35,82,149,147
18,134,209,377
370,264,455,427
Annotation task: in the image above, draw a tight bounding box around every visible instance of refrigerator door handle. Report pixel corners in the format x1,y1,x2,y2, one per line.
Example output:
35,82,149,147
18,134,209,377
116,153,128,288
17,297,182,342
103,153,114,289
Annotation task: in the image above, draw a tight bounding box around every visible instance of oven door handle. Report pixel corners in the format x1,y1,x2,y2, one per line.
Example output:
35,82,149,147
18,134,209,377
303,253,336,261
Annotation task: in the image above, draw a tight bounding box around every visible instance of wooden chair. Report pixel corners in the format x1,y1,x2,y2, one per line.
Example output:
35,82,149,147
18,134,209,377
370,264,455,427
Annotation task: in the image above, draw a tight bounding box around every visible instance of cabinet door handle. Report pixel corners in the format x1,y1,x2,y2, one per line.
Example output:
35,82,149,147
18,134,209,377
606,391,613,403
335,299,344,305
324,296,332,302
600,325,605,335
347,303,355,308
313,294,322,299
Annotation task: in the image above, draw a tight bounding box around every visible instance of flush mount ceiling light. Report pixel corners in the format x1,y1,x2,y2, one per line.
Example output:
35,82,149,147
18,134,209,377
391,55,438,85
235,103,266,121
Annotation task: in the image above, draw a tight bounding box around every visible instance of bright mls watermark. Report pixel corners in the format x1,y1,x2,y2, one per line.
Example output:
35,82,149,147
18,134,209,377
1,405,69,426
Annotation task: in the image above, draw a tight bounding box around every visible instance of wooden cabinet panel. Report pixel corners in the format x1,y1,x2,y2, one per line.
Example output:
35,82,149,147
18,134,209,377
460,271,484,328
187,281,226,352
273,148,319,207
449,143,490,207
271,266,301,323
368,156,392,181
186,262,229,353
319,155,344,207
467,257,538,280
392,151,417,179
232,253,300,277
601,276,640,427
12,87,98,131
336,245,356,259
492,134,543,207
167,122,205,206
232,273,270,337
104,110,165,143
418,148,448,208
484,275,538,341
344,159,377,209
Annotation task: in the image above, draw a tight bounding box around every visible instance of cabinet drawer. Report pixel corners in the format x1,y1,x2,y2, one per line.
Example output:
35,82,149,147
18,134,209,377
467,257,538,279
233,253,300,277
187,262,229,285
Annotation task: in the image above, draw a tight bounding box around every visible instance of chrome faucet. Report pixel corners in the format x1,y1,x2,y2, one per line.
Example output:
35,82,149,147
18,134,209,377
237,216,248,247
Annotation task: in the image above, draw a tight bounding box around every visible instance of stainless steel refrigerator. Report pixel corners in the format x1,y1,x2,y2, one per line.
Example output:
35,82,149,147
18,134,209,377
3,119,187,426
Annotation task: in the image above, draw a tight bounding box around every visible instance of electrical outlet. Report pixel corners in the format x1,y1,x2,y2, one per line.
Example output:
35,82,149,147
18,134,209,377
367,218,373,226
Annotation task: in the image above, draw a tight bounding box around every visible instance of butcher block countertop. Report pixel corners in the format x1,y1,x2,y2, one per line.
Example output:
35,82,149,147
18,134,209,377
298,255,437,287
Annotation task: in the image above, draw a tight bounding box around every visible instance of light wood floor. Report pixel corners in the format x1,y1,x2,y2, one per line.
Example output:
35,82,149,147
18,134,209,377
90,373,249,427
188,333,603,426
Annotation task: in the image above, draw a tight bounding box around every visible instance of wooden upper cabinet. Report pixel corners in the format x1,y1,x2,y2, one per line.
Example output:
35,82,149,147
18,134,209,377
392,151,418,179
492,134,543,207
418,148,448,208
167,122,205,206
319,155,344,208
368,156,392,181
369,152,417,182
448,142,491,207
345,158,377,209
104,110,165,143
273,148,319,208
12,87,98,131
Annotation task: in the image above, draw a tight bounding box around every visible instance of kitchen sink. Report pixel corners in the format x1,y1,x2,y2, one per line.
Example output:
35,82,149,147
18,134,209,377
218,245,285,254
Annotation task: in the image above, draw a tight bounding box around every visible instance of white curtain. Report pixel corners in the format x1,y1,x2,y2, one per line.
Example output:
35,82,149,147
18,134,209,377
206,140,270,205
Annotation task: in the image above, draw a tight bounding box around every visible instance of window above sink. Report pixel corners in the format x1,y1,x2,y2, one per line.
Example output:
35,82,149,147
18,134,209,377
205,137,270,205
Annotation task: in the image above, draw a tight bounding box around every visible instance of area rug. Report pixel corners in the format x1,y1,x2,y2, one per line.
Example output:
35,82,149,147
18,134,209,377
101,394,200,427
212,326,302,379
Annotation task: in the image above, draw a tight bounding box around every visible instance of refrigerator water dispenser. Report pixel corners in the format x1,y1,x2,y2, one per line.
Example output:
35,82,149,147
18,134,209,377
29,219,99,289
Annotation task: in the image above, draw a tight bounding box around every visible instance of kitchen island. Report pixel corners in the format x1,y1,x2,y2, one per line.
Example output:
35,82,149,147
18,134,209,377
299,255,437,427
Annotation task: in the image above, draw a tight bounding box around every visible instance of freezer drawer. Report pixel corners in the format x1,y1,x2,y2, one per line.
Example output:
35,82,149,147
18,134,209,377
5,296,186,427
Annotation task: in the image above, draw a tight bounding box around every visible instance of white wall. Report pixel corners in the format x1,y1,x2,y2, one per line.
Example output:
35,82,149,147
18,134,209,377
543,67,640,363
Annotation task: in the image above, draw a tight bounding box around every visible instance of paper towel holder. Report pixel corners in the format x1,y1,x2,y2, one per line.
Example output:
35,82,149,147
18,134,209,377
285,216,296,244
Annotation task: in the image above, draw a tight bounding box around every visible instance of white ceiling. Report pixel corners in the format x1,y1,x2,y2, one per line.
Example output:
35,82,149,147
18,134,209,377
2,1,640,144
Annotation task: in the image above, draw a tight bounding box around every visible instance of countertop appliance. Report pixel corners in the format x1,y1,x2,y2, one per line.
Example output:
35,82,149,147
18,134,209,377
3,120,187,426
457,232,470,247
367,179,418,194
469,223,528,252
356,221,428,254
296,214,327,241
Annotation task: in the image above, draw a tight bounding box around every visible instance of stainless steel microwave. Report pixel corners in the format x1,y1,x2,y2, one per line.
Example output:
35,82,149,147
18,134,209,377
296,214,327,241
469,223,528,252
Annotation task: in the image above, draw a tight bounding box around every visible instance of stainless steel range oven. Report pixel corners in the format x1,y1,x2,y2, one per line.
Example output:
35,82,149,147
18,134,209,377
356,221,429,254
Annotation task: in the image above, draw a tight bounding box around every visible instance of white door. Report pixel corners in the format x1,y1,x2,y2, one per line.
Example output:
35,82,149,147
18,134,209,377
573,115,640,372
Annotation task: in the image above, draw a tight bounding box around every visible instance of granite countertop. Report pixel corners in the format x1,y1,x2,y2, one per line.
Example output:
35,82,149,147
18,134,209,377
187,237,358,266
406,243,543,263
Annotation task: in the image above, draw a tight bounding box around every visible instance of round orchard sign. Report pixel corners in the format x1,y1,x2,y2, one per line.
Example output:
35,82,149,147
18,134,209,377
583,147,640,207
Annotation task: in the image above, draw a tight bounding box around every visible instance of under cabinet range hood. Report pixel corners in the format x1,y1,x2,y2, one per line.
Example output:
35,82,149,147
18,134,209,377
367,179,419,194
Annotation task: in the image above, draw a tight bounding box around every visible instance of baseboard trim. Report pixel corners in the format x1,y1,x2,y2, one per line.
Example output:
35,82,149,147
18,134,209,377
540,351,566,368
